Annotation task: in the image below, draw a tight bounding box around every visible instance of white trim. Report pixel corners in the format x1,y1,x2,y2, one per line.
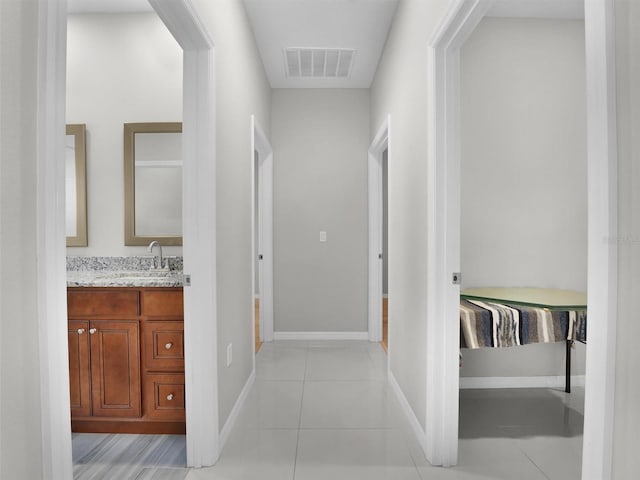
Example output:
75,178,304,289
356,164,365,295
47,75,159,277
426,0,616,475
251,116,274,344
426,0,491,467
150,0,219,468
273,331,369,341
388,369,427,455
219,370,256,449
368,115,390,343
37,0,74,478
582,1,618,479
460,375,586,390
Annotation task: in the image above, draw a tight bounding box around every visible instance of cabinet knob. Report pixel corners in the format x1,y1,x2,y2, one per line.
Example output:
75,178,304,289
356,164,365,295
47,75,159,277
77,328,85,334
89,328,97,335
166,393,174,401
165,342,173,350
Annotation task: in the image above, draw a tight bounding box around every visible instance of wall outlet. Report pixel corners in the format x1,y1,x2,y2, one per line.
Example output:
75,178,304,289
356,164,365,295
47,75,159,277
319,231,327,242
226,343,233,367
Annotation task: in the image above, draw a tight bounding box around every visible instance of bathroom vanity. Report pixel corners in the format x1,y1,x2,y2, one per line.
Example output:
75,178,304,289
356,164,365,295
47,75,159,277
67,268,185,434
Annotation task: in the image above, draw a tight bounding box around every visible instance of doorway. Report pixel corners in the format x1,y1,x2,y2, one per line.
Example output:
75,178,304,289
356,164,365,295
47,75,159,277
251,116,274,351
38,0,219,476
368,116,390,345
382,148,389,352
425,0,618,476
458,15,588,478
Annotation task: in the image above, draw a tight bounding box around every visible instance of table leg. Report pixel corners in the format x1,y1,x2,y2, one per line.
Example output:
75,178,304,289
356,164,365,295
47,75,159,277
565,339,573,393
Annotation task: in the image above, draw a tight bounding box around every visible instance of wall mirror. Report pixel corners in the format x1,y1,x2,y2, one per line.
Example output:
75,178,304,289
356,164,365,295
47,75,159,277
124,122,183,246
66,124,88,247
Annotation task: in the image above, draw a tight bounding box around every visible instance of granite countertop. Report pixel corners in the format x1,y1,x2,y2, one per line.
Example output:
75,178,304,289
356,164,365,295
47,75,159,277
66,256,185,287
67,270,184,287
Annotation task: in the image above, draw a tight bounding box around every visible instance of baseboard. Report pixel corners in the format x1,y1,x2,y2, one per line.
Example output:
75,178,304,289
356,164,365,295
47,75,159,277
273,331,369,341
459,375,585,389
219,369,256,449
388,368,427,455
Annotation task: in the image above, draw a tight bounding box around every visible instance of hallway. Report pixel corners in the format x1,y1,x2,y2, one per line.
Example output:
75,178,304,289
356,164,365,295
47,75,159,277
188,341,583,480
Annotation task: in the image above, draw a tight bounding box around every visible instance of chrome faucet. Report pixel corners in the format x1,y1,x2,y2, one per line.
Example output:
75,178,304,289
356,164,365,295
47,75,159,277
147,241,165,270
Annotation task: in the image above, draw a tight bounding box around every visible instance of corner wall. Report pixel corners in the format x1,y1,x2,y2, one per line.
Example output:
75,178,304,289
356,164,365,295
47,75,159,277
191,0,272,430
370,0,451,430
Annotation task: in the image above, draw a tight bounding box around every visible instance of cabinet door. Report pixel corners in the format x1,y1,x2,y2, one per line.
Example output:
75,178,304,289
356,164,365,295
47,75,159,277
89,320,141,418
68,320,91,417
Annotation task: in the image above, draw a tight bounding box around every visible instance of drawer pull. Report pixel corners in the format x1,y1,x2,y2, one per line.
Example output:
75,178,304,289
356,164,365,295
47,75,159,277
89,328,97,335
165,342,173,350
77,328,85,334
166,393,174,401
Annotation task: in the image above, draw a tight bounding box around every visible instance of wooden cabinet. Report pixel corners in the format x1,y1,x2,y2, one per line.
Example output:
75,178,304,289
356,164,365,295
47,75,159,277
68,319,140,418
67,287,184,434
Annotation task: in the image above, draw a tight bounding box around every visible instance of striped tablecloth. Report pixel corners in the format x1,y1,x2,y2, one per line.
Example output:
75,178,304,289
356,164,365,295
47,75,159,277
460,298,587,349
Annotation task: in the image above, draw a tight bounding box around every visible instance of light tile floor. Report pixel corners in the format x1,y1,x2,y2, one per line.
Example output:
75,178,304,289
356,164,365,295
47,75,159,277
73,341,584,479
187,341,584,480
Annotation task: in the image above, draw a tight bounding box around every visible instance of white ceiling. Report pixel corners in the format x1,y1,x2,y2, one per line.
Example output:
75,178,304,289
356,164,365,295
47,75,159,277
487,0,584,19
243,0,399,88
68,0,398,88
67,0,583,88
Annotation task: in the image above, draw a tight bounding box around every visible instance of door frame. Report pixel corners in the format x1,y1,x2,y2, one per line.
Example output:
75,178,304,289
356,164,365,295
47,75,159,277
368,115,390,343
425,0,618,475
251,116,274,345
38,0,220,475
150,0,219,468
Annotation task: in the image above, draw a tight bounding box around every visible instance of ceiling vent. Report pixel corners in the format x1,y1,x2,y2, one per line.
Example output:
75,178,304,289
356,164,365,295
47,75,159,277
284,48,356,79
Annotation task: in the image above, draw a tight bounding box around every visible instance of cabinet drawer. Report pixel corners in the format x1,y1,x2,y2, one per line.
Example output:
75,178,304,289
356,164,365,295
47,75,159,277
68,290,139,317
144,374,185,421
142,321,184,371
141,290,183,317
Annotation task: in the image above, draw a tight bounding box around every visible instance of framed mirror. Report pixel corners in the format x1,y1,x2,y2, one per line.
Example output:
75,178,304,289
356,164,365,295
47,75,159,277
66,124,88,247
124,122,183,246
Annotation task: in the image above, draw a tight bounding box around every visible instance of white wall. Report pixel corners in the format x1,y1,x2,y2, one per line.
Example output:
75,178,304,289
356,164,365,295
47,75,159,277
613,0,640,477
0,1,44,477
190,0,272,429
66,13,183,257
461,18,587,292
370,0,451,430
459,18,587,379
271,89,370,334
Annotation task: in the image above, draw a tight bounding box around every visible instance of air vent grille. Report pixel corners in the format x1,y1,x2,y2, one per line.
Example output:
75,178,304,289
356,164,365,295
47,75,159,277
284,48,356,79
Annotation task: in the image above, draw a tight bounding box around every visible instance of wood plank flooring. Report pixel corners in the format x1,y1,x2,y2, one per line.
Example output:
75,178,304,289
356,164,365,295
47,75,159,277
72,433,188,480
255,298,262,352
381,297,388,352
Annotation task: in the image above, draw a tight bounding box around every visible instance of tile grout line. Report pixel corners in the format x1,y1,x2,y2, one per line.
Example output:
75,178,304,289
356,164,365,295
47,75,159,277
291,343,310,480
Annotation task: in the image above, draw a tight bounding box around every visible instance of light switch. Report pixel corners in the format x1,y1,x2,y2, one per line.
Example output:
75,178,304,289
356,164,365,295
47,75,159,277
319,231,327,242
